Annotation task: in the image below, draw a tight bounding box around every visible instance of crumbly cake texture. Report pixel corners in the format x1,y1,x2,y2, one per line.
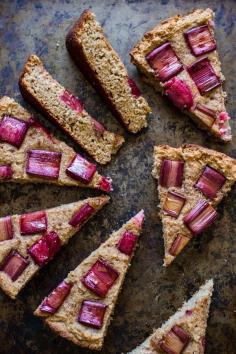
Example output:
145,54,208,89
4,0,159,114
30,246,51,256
129,279,213,353
130,8,232,142
152,144,236,266
66,10,151,133
34,211,145,350
19,54,124,165
0,96,113,190
0,195,109,299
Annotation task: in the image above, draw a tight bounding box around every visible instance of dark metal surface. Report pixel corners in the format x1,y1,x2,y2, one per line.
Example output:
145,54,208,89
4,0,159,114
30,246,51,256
0,1,236,353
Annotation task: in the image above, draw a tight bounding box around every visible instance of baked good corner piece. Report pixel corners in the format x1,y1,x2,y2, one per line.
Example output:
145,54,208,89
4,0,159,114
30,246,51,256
34,210,145,350
152,144,236,266
0,96,112,192
130,8,232,142
66,10,151,134
19,54,124,165
0,195,109,299
128,279,213,354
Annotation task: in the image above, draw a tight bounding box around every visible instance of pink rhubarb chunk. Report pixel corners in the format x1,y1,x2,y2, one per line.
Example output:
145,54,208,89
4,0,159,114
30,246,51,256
0,165,13,180
78,300,107,329
133,210,145,228
99,176,112,192
117,231,137,256
160,159,184,187
187,57,221,94
40,281,73,314
20,210,47,235
0,115,29,148
169,234,189,257
146,42,183,82
60,90,84,113
66,154,97,184
127,78,141,98
195,166,226,199
193,104,216,128
159,325,190,354
28,231,61,267
26,150,62,179
81,258,119,297
164,77,193,111
183,200,217,236
0,216,14,242
163,191,186,218
68,203,95,227
91,118,106,134
0,250,29,281
184,25,216,57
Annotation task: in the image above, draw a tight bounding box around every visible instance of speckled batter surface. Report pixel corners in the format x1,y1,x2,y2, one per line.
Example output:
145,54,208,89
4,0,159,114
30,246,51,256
0,0,235,353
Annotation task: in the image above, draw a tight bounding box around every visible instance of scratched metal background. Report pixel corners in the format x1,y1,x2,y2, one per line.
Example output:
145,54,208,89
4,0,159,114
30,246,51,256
0,0,235,353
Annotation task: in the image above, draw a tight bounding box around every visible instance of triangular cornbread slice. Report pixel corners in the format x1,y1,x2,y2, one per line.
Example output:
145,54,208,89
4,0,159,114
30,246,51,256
129,279,213,354
0,96,112,191
0,195,109,299
152,144,236,266
130,8,231,142
19,54,124,165
34,210,145,350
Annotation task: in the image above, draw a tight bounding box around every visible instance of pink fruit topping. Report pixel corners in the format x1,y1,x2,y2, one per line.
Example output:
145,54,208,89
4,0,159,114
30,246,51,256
68,203,94,227
163,191,186,218
20,210,47,235
28,231,61,267
159,325,190,354
146,42,183,82
187,57,221,94
0,216,14,242
91,118,106,134
60,90,84,113
0,250,29,281
0,115,29,148
169,235,189,257
184,25,216,57
78,300,107,329
40,281,73,314
193,104,216,128
195,166,226,199
66,154,96,184
160,159,184,187
164,78,193,111
81,258,119,297
183,200,217,236
219,111,230,122
26,150,62,179
99,176,112,192
117,231,137,256
127,78,141,98
133,210,145,228
0,165,13,180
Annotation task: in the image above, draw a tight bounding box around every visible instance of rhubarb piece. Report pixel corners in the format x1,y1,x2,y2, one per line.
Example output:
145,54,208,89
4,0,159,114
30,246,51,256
78,300,107,329
187,57,221,94
163,191,186,218
40,281,73,314
117,231,137,255
184,25,216,57
146,42,183,82
164,78,193,111
26,149,62,180
60,90,84,113
169,235,189,256
68,203,94,227
195,166,226,199
0,115,29,148
133,209,145,227
66,154,96,184
0,250,29,281
81,258,119,297
91,118,106,135
183,200,217,236
98,176,112,193
20,210,47,235
159,325,190,354
193,104,216,128
0,216,14,242
28,231,61,267
159,159,184,187
0,165,13,180
127,78,141,98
